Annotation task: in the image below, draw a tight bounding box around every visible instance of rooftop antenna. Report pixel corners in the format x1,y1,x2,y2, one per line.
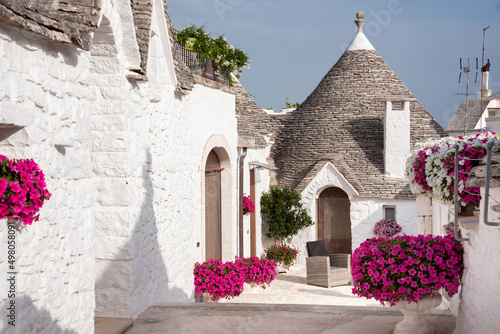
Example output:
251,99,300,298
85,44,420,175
457,57,479,136
480,26,490,129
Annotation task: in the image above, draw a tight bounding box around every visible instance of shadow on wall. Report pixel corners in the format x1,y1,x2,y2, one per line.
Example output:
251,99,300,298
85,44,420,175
0,295,77,334
95,149,189,319
347,117,384,174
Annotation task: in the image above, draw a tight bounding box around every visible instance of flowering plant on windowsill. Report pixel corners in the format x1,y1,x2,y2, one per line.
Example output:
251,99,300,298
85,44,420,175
373,218,402,237
0,155,51,225
351,232,463,306
242,195,255,215
263,244,298,269
235,256,276,289
194,259,245,301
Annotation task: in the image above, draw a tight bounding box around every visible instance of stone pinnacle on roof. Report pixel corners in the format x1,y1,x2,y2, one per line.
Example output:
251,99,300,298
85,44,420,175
346,11,375,52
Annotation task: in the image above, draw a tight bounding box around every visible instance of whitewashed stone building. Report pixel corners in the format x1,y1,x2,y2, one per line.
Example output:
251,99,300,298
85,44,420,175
446,59,499,137
0,0,241,332
267,13,446,268
0,4,448,333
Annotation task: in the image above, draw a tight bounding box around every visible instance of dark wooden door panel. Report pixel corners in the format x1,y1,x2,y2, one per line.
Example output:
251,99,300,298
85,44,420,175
317,187,352,254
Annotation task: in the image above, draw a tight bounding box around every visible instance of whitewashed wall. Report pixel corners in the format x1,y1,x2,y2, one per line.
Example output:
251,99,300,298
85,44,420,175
454,188,500,334
92,0,238,320
0,0,239,331
0,21,95,334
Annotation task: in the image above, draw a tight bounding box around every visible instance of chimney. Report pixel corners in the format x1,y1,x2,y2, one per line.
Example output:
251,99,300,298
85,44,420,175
480,58,492,98
384,101,411,178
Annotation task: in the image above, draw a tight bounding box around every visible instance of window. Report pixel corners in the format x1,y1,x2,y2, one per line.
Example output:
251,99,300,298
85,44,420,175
384,206,396,221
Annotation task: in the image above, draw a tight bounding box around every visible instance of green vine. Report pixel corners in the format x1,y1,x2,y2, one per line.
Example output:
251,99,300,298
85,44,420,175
173,24,250,84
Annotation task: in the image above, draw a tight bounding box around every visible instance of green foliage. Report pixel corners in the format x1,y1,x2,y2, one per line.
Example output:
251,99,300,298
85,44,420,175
260,186,313,244
173,24,250,83
285,102,300,109
264,244,298,267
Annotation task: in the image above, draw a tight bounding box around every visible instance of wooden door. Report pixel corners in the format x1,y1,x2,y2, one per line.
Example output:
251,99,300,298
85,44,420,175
317,187,352,254
205,151,222,260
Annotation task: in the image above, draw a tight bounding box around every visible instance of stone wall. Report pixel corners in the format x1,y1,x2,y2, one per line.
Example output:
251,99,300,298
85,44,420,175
93,0,238,319
454,187,500,334
0,20,95,334
0,0,100,50
0,0,240,331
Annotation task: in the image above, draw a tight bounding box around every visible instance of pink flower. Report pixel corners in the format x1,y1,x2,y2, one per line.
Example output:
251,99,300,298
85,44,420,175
351,234,464,306
9,181,21,193
0,178,7,197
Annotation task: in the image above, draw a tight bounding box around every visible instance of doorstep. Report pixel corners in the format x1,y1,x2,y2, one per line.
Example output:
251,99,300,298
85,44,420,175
94,317,133,334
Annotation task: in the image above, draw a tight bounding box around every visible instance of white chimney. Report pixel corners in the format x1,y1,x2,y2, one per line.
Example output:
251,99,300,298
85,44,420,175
384,101,410,178
480,59,492,98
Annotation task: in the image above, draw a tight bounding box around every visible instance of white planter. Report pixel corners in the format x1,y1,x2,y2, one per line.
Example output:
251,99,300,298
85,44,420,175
244,282,259,293
393,293,442,334
276,262,288,273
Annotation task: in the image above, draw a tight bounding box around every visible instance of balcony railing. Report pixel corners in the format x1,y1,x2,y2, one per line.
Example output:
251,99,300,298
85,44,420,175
174,42,229,85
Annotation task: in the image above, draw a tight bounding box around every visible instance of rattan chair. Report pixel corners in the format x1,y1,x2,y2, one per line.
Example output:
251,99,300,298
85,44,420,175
305,240,351,288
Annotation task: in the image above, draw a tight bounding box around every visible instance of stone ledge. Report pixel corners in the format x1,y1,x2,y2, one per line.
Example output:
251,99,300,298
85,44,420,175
94,317,133,334
458,216,479,231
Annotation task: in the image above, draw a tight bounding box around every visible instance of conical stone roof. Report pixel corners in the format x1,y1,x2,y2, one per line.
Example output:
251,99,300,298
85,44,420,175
272,16,446,199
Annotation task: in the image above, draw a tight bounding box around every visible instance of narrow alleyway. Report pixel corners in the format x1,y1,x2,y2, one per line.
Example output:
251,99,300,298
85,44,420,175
105,271,456,334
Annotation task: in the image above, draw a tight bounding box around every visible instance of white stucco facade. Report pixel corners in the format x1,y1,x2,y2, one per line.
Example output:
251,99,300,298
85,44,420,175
454,187,500,334
0,20,96,334
0,0,239,332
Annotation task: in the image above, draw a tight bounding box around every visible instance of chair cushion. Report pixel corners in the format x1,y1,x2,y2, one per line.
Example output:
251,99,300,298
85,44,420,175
306,240,329,257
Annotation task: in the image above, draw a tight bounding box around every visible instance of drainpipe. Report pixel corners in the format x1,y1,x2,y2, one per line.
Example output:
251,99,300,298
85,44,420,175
238,147,247,257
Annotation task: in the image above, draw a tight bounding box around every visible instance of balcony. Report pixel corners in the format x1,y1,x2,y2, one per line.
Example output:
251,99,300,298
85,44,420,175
174,42,230,86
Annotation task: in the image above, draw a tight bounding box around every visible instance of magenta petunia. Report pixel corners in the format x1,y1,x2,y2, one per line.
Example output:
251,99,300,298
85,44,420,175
0,156,51,225
351,233,464,306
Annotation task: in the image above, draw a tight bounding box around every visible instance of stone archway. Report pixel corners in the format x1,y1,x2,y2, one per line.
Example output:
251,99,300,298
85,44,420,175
201,135,235,262
316,187,352,254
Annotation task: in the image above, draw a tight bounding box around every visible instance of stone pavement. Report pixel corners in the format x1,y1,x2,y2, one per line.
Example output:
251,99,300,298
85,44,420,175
116,271,456,334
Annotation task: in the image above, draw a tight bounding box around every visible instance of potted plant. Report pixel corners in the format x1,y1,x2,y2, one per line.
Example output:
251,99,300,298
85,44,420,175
263,244,298,272
0,155,51,226
242,195,255,216
406,132,498,207
373,218,402,237
173,24,250,85
235,256,276,289
193,259,245,302
261,186,313,271
351,233,463,332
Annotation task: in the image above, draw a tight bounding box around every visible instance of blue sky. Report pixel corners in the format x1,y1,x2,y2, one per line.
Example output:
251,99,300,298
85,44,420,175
167,0,500,128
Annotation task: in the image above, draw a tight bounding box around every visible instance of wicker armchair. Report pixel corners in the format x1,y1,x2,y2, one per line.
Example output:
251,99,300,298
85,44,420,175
305,240,351,288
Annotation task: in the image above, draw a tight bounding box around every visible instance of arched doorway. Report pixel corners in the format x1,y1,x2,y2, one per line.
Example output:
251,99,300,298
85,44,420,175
205,150,223,260
317,187,352,254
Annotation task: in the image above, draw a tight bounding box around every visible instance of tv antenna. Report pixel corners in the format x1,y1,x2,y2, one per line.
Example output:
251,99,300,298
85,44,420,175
457,57,479,136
